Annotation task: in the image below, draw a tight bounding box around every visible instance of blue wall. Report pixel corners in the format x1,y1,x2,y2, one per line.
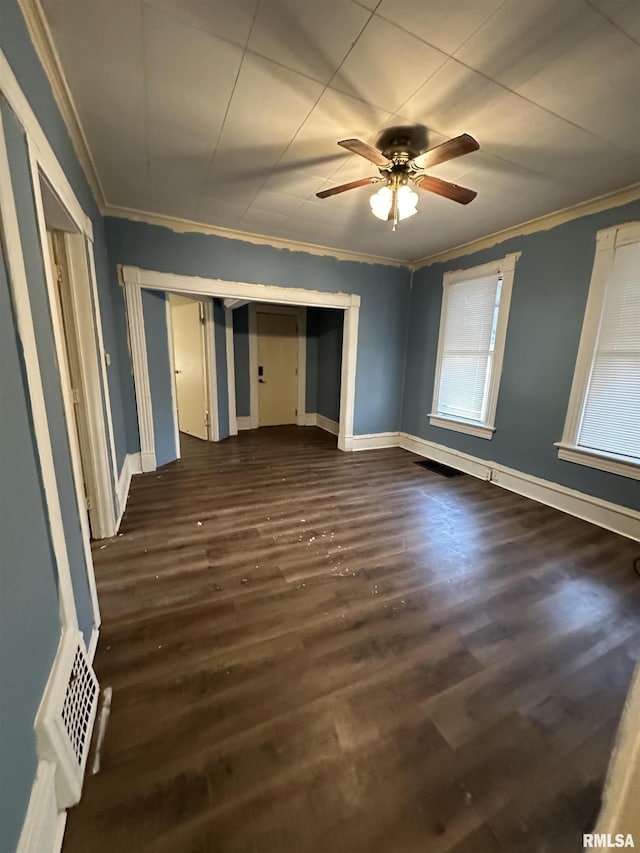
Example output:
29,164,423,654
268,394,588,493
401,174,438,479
307,307,343,422
143,293,230,456
306,313,318,415
402,199,640,511
142,290,177,467
0,0,132,476
0,236,62,853
232,304,250,417
0,3,135,845
105,217,412,436
2,98,94,643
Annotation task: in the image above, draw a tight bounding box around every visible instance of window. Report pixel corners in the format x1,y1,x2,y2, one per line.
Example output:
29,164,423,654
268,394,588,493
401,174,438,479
557,222,640,480
429,253,519,439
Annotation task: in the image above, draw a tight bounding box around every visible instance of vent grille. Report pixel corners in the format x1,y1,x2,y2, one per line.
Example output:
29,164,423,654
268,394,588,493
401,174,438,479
61,645,98,767
36,630,100,809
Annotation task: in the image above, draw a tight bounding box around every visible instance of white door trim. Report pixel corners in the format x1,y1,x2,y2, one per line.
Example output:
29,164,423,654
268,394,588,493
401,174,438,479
164,297,181,460
249,303,307,428
2,51,117,536
202,300,220,443
29,144,116,551
248,304,258,429
123,280,156,472
0,107,78,631
121,266,360,463
30,186,102,634
225,307,238,437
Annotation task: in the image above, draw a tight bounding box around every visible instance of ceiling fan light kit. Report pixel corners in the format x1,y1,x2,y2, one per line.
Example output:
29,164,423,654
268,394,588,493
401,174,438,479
317,132,480,231
370,182,419,228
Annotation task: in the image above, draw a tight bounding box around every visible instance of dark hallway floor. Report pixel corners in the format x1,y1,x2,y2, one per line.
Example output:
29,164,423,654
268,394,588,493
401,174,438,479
64,426,640,852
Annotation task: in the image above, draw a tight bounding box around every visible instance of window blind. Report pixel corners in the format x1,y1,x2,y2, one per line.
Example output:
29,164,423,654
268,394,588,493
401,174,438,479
436,274,501,423
578,240,640,461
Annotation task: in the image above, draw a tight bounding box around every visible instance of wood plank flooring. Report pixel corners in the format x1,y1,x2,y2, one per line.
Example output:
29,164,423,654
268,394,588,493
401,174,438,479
63,427,640,853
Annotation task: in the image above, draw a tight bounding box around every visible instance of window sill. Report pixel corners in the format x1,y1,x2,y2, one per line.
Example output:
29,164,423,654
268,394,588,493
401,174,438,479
428,414,495,440
555,443,640,481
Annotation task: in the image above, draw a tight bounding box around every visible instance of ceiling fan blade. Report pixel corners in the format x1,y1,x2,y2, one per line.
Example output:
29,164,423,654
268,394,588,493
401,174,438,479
411,134,479,171
337,138,391,167
418,175,477,205
316,176,382,199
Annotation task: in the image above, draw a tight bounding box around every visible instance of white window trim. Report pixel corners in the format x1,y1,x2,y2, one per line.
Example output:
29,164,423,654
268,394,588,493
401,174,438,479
428,252,520,439
557,221,640,480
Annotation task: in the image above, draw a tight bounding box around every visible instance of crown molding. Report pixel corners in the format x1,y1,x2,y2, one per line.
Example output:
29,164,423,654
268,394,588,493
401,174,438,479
103,204,410,268
18,0,640,274
17,0,107,209
412,181,640,269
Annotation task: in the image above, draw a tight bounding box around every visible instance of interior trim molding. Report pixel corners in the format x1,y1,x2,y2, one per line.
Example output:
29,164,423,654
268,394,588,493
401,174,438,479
351,431,401,451
236,416,252,431
116,452,142,531
29,146,115,549
10,12,640,273
305,413,340,436
413,181,640,268
164,298,181,458
0,49,93,239
122,280,156,473
87,627,100,664
224,306,238,437
399,432,640,542
202,300,221,443
105,205,409,268
121,266,360,462
17,0,106,208
0,104,79,632
16,760,65,853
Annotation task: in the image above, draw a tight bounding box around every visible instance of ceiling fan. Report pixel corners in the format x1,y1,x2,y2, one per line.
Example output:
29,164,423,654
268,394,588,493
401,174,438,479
316,132,479,230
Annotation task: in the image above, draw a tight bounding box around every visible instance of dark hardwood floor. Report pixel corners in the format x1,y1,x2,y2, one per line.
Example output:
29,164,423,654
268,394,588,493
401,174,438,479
64,427,640,853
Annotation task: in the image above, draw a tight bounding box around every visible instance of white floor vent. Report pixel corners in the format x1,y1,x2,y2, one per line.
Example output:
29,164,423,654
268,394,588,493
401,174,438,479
36,629,99,809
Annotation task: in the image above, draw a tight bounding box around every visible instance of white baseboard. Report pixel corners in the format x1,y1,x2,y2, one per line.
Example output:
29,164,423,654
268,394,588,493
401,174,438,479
400,432,491,479
116,452,142,531
16,761,65,853
236,416,252,430
87,627,100,663
399,432,640,542
304,412,340,435
139,450,156,473
351,431,401,451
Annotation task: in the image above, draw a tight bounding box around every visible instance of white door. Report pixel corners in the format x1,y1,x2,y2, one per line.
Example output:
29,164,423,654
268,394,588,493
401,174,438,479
170,296,208,440
47,230,95,528
257,312,298,426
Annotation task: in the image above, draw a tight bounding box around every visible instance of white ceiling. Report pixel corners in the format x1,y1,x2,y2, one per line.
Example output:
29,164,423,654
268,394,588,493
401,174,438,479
40,0,640,262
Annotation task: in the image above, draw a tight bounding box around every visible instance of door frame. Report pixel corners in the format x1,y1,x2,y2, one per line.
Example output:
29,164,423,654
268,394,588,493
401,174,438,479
122,265,360,468
28,153,117,548
165,295,181,459
249,303,306,429
166,294,220,451
0,55,118,645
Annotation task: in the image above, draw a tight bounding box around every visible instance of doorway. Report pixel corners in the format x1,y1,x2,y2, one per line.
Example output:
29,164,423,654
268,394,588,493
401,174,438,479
46,229,96,530
122,265,360,459
248,304,307,429
168,294,209,442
